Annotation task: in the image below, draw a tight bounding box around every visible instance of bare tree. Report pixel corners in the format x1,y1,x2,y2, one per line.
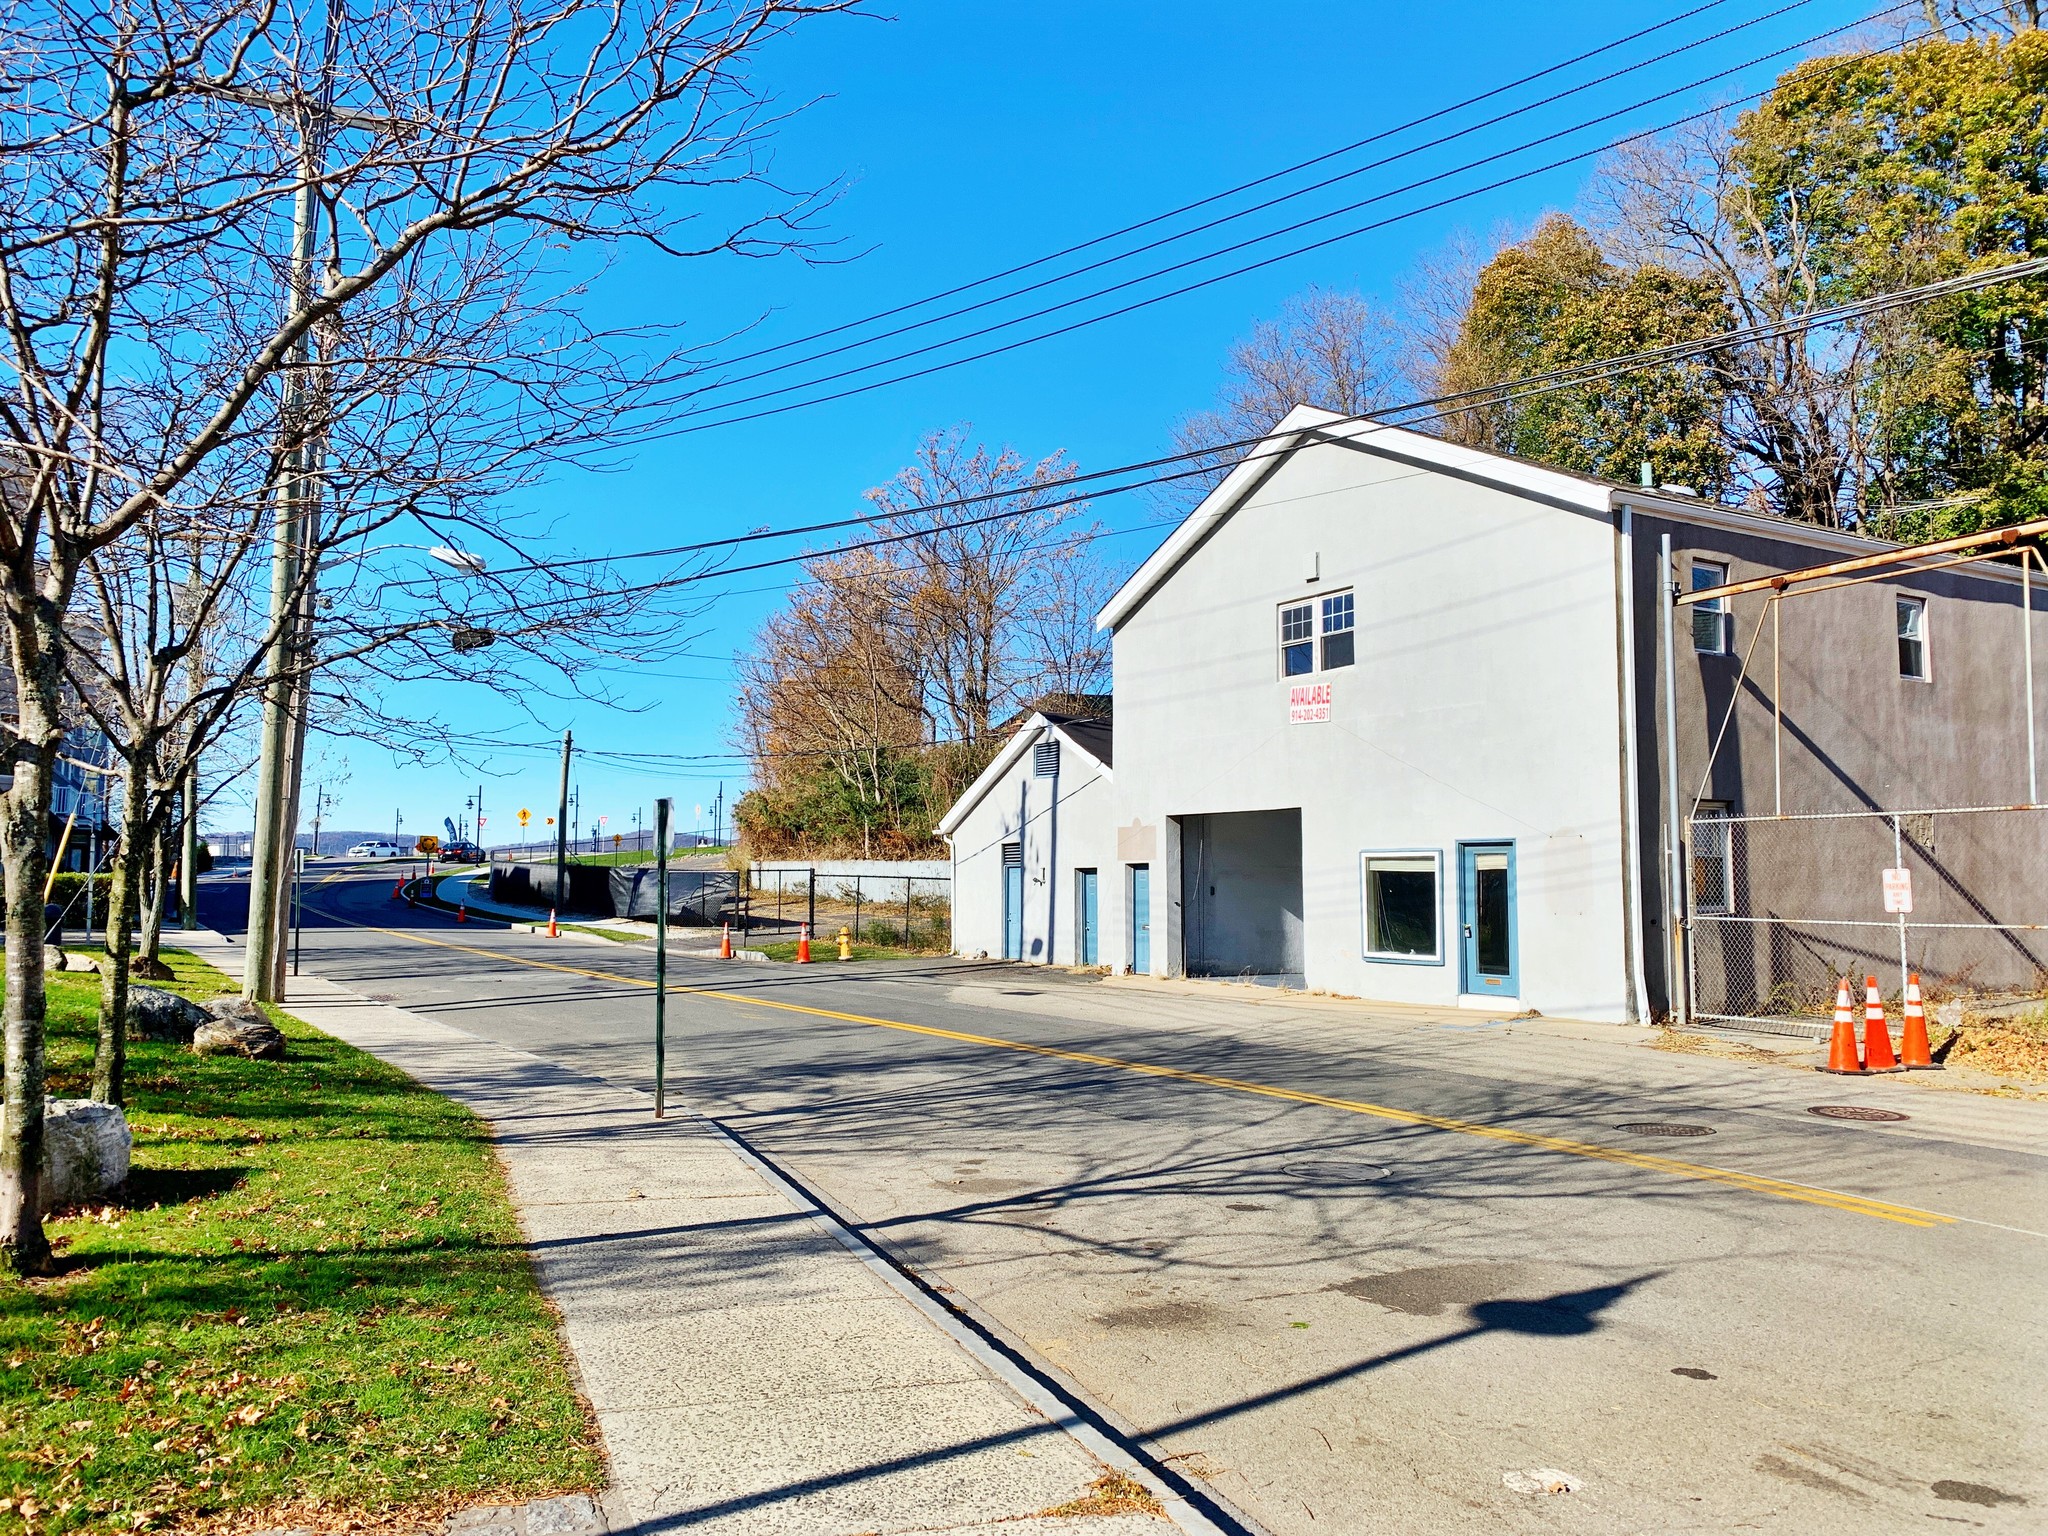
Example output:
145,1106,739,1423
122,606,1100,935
1590,122,1852,521
1163,288,1410,507
864,427,1100,747
0,0,853,1269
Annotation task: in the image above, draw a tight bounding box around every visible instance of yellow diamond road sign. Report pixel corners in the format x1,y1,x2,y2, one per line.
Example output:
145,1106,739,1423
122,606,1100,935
518,808,531,827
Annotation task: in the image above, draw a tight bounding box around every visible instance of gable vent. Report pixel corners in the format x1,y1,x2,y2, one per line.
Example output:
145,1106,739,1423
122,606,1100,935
1033,739,1061,777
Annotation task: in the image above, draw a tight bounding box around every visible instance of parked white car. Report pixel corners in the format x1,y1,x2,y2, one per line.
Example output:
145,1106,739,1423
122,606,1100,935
346,841,408,858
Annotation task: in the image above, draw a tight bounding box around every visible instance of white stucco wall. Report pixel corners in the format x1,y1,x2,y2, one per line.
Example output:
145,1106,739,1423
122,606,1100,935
948,723,1116,966
1105,435,1635,1021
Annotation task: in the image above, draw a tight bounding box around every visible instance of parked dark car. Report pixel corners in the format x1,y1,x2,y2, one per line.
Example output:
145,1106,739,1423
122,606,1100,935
437,840,484,863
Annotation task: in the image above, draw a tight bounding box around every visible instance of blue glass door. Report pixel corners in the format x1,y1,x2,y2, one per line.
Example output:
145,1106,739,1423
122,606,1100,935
1002,844,1023,961
1128,864,1151,973
1076,869,1099,965
1458,843,1517,997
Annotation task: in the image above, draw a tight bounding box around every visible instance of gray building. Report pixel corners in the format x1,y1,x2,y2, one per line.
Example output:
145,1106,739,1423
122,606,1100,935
943,407,2046,1025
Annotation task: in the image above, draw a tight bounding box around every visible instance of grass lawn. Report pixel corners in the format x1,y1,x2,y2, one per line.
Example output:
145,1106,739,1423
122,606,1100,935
753,939,942,963
0,948,601,1533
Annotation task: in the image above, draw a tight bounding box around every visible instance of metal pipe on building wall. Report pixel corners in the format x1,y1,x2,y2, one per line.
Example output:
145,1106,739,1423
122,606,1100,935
1045,735,1059,965
1660,534,1690,1030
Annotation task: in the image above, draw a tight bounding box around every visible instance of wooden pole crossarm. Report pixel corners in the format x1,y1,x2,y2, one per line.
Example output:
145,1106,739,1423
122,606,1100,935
1676,517,2048,606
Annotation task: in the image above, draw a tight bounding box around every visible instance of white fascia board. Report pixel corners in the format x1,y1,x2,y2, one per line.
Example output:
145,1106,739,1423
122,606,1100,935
933,718,1043,839
1094,406,1612,632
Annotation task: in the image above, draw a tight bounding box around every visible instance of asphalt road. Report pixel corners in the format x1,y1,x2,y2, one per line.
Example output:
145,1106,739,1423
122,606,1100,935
205,864,2048,1534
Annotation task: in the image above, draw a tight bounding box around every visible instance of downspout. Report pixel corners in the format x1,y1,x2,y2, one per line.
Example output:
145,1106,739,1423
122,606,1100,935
1616,503,1651,1025
1659,532,1690,1030
1045,732,1060,965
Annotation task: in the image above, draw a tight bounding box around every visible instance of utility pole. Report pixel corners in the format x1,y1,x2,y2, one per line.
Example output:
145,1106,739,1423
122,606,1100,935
551,730,572,938
310,783,325,859
242,88,328,1004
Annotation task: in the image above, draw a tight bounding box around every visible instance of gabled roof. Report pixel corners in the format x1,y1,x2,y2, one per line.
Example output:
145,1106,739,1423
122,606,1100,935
934,711,1113,840
1095,407,1618,632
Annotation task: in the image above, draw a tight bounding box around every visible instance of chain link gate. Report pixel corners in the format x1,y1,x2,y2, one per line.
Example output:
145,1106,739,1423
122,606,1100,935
1686,805,2048,1035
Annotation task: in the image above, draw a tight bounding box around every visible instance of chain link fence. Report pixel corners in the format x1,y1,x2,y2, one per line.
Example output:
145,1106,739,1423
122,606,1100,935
743,867,952,951
1687,805,2048,1035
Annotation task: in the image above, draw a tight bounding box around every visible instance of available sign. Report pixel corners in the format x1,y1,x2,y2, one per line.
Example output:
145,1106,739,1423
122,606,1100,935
1289,681,1331,723
1882,866,1914,914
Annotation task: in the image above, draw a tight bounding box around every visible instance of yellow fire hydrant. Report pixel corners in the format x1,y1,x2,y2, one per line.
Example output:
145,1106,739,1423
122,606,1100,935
837,926,853,961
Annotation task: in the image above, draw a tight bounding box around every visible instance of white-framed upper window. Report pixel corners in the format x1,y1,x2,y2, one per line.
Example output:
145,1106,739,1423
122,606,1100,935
1691,560,1729,654
1897,595,1928,680
1280,601,1314,676
1360,849,1443,964
1691,802,1733,916
1280,590,1355,678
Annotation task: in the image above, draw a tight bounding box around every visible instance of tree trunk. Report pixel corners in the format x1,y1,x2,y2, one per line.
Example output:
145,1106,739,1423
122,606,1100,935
139,816,170,975
92,758,149,1106
0,642,60,1271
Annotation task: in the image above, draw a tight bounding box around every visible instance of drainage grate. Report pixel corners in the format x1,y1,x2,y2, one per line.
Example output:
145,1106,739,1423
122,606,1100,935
1615,1122,1715,1138
1808,1105,1909,1122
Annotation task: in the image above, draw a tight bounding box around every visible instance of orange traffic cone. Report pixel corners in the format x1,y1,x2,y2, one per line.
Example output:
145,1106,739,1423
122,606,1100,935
1899,972,1940,1070
457,904,467,924
547,908,558,938
1863,975,1904,1073
1820,978,1865,1075
796,923,812,963
391,877,403,899
719,923,733,960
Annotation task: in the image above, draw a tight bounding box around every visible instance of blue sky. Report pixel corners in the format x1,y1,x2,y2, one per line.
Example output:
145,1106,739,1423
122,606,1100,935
285,0,1880,846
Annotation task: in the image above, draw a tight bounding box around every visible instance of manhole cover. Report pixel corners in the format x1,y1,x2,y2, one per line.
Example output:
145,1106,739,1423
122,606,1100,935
1615,1122,1715,1137
1284,1161,1392,1182
1809,1104,1909,1122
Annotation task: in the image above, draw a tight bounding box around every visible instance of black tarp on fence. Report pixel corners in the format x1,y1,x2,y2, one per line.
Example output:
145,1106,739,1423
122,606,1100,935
489,861,737,924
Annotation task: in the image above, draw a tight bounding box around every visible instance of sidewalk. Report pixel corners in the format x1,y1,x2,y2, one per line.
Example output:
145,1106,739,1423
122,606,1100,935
178,929,1185,1535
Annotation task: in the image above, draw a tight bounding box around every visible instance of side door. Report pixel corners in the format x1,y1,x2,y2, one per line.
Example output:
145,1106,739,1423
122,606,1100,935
1128,864,1151,974
1458,842,1517,998
1002,842,1024,961
1076,869,1099,965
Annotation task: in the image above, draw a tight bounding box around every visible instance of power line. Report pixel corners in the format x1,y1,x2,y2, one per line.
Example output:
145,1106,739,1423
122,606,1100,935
469,252,2048,622
675,0,1824,405
695,0,1756,379
400,0,1936,596
653,0,1924,436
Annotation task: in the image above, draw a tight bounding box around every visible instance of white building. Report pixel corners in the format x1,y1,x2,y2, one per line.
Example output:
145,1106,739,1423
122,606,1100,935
939,709,1114,965
941,406,2047,1024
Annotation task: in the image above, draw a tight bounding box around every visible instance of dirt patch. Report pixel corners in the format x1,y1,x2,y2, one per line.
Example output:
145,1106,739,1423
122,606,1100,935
1938,1022,2048,1082
1038,1472,1166,1518
1094,1299,1219,1331
1651,1028,1807,1064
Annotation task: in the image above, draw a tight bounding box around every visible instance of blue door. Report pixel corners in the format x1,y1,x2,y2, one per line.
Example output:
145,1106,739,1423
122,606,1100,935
1002,843,1023,960
1076,869,1099,965
1128,864,1151,973
1459,843,1517,998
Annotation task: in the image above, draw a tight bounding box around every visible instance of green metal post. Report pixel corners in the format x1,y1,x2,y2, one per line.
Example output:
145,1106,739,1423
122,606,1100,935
653,797,670,1119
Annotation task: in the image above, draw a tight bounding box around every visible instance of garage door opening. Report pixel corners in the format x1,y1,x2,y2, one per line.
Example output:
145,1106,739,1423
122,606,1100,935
1180,809,1304,984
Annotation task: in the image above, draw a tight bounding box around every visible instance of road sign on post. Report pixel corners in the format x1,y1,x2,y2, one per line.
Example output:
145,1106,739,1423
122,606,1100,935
1882,866,1914,913
518,808,531,830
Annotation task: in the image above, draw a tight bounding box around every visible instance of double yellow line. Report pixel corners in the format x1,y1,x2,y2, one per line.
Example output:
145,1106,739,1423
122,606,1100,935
308,889,1954,1229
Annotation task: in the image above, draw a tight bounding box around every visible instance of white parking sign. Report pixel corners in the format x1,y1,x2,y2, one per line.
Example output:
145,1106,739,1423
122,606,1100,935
1882,867,1914,914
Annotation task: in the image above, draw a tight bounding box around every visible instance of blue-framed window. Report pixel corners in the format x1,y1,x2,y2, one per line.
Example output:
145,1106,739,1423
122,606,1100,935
1360,849,1444,964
